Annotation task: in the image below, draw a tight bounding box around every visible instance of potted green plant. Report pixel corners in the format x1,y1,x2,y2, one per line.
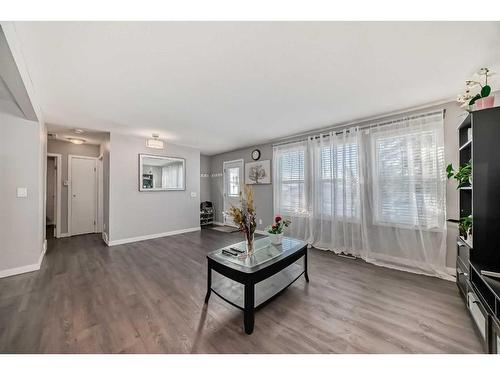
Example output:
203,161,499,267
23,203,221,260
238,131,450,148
459,215,473,245
457,67,495,111
446,161,472,189
267,215,291,245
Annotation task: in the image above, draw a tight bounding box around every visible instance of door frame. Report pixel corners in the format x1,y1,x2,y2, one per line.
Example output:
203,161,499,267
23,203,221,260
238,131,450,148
68,155,98,236
222,158,244,226
47,153,62,238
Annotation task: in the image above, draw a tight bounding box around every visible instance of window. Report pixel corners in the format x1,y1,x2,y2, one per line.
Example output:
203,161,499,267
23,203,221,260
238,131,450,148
276,147,306,214
319,143,359,218
228,167,240,196
373,128,444,228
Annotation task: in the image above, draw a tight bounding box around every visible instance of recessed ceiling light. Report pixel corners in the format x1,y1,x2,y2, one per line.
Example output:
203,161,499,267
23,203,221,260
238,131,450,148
74,129,84,134
68,138,85,145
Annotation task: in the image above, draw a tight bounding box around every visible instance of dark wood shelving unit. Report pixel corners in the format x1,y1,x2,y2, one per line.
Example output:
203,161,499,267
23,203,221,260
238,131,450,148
455,107,500,353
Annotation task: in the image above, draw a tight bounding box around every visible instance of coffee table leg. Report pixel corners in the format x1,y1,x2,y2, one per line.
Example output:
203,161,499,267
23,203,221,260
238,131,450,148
204,262,212,303
244,283,255,334
304,249,310,282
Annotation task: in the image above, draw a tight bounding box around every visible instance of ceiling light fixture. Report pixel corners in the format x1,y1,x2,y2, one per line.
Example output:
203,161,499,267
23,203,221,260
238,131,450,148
74,129,84,134
146,134,164,149
68,138,85,145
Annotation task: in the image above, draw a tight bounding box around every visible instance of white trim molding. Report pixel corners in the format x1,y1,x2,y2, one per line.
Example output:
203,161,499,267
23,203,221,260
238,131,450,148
222,158,244,226
107,226,201,246
0,245,46,279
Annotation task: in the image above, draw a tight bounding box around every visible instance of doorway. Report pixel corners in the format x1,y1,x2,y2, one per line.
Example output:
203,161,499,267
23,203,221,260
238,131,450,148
223,159,244,226
46,153,62,238
68,155,98,236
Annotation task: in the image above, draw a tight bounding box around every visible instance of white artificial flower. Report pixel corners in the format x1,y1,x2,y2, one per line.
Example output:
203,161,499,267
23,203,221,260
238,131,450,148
477,67,496,77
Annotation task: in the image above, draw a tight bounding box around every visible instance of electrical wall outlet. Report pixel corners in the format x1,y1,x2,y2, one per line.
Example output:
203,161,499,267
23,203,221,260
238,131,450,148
258,219,262,225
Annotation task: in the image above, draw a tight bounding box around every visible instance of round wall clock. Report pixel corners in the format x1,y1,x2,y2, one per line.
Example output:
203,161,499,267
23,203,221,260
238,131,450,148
251,149,261,161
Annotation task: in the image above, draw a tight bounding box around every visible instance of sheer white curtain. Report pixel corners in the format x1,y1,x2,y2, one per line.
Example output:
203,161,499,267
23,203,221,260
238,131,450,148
308,128,365,257
273,111,449,278
162,164,183,188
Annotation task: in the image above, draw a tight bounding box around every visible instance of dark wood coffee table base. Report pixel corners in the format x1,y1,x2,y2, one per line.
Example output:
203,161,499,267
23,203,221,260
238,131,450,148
205,245,308,334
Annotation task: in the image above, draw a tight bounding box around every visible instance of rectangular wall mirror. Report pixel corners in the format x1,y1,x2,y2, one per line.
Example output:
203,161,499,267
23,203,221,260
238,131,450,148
139,154,186,191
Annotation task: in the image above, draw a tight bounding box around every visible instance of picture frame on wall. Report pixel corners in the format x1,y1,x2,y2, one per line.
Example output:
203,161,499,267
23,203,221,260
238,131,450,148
245,160,271,184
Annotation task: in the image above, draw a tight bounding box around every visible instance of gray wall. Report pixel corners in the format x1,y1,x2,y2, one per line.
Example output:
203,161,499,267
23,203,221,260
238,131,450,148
200,155,211,202
47,139,100,234
108,133,200,243
209,144,274,231
0,99,45,273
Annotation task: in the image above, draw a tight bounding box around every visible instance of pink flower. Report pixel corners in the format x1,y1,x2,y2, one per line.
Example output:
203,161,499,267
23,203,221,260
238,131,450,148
275,215,282,223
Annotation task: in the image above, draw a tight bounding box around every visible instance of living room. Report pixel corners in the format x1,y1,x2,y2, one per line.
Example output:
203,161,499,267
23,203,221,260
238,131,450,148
1,1,500,373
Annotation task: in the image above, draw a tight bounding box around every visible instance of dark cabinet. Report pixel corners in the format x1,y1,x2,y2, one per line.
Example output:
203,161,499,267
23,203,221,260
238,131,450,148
455,107,500,354
492,318,500,354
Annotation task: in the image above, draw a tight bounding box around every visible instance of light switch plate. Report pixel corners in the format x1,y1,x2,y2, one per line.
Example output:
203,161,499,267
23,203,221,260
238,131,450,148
190,192,197,198
16,187,28,198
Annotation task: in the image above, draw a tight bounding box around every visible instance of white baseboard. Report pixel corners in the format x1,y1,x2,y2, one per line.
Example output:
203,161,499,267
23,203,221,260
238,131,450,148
102,232,109,245
107,226,201,246
58,232,70,238
0,244,46,279
213,221,225,226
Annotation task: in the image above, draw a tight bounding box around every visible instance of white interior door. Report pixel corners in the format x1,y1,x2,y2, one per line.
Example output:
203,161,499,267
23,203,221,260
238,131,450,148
223,159,244,225
70,157,97,235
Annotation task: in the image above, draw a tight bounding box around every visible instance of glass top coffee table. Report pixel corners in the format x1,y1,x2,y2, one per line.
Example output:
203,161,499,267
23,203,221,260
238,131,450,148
205,236,309,334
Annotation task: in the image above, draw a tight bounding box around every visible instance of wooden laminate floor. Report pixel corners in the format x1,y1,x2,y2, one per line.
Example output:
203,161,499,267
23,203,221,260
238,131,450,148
0,228,483,353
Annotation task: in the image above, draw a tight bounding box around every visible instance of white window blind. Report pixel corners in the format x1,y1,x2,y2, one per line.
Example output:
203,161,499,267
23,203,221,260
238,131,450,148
274,146,306,214
319,143,359,218
373,127,445,229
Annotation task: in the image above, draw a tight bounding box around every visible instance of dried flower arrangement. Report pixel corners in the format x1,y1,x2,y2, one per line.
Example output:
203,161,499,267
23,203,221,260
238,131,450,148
228,185,257,255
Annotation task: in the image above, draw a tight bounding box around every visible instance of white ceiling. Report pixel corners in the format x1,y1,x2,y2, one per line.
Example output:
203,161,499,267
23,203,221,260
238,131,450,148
47,123,108,145
13,21,500,155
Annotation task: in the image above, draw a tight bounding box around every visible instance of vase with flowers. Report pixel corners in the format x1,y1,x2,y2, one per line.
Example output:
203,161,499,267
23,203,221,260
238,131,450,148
228,185,257,257
267,215,291,245
457,67,496,111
